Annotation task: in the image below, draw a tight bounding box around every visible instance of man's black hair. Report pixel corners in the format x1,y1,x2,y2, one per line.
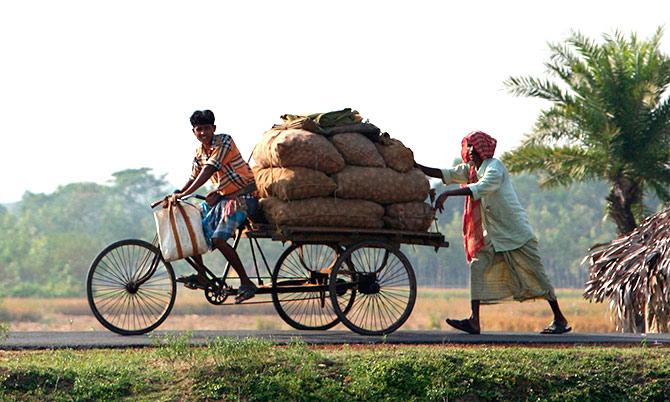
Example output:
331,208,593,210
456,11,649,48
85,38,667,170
190,110,215,126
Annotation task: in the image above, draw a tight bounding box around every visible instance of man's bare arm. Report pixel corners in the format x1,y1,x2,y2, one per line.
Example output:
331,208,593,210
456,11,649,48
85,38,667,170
175,165,216,198
435,187,473,212
415,163,443,179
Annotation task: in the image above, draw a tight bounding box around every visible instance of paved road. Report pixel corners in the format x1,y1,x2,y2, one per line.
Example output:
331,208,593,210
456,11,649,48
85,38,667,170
2,330,670,350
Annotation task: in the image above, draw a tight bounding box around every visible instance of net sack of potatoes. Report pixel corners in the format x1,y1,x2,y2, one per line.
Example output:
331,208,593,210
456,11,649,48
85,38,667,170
383,202,435,232
330,132,386,167
375,134,415,173
332,166,429,204
253,166,336,201
252,129,345,174
260,197,384,229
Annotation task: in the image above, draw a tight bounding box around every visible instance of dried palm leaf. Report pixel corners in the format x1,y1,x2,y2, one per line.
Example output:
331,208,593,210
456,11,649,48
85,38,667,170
583,208,670,332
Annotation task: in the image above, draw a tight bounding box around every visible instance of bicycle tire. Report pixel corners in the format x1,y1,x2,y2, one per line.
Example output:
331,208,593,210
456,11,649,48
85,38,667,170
329,241,416,336
86,239,176,335
272,244,354,330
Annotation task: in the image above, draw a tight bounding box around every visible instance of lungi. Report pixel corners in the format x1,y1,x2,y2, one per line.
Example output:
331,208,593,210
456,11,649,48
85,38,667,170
470,238,556,303
201,195,258,247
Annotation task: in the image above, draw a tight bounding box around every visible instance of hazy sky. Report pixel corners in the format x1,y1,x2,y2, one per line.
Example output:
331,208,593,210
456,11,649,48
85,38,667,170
1,0,668,203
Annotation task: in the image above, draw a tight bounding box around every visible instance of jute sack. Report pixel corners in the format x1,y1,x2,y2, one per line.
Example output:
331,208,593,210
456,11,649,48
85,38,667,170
253,166,337,201
252,129,345,174
260,197,384,229
330,133,386,167
154,201,209,261
375,135,415,173
384,202,435,232
333,166,430,204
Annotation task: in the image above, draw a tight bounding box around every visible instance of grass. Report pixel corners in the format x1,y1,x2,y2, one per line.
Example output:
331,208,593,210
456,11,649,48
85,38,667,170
1,288,615,333
0,338,668,401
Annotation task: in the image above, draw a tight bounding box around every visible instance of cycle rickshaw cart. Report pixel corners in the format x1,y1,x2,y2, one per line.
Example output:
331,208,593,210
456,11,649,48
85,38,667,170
86,195,449,336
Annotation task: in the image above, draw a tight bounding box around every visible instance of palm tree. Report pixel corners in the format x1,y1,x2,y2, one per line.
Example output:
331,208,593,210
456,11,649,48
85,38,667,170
503,28,670,235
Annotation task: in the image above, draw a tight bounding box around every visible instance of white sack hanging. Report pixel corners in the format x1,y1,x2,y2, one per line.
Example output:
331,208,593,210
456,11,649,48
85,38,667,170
153,201,209,261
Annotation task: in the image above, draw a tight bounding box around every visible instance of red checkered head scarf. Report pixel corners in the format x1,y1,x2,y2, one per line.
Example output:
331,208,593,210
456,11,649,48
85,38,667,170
461,131,497,163
460,131,497,262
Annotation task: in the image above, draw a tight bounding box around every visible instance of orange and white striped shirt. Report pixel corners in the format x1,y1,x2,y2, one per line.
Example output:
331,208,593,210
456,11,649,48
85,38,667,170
190,134,255,196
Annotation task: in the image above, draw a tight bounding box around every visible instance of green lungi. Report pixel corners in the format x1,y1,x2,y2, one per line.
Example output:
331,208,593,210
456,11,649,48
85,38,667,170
470,238,556,304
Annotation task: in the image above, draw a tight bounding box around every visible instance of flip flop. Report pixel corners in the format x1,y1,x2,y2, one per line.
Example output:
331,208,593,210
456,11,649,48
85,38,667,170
446,318,480,335
235,284,257,304
540,321,572,334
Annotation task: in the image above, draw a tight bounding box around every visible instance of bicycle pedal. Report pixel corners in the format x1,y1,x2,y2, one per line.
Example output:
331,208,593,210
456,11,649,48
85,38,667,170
186,282,209,290
177,274,209,290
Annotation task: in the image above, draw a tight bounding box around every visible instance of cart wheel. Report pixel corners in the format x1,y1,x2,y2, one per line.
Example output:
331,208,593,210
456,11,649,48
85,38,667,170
272,244,355,330
86,239,176,335
329,241,416,336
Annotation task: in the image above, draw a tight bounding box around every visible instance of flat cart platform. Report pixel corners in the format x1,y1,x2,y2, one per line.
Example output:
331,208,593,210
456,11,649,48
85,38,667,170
243,224,449,249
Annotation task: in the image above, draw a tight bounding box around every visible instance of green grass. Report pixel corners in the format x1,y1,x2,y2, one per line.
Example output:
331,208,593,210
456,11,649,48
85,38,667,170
1,338,669,401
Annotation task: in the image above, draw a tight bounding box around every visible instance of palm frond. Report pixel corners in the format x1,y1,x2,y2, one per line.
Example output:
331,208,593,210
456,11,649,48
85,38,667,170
522,107,581,146
501,144,603,188
568,30,603,66
647,180,670,204
645,95,670,145
504,76,575,104
546,40,601,101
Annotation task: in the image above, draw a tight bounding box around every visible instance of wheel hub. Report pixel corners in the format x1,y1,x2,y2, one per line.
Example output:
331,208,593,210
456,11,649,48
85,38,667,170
125,281,139,294
357,273,380,294
334,278,349,296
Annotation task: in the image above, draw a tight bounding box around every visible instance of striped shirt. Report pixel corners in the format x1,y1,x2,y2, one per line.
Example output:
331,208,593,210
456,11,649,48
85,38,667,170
190,134,255,196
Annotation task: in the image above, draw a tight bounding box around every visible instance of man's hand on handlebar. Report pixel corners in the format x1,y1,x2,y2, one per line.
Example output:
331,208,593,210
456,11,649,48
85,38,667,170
169,192,181,205
150,195,172,209
150,192,206,208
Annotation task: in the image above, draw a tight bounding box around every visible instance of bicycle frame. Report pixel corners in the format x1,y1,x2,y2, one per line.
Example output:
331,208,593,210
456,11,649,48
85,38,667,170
133,234,163,287
140,224,278,294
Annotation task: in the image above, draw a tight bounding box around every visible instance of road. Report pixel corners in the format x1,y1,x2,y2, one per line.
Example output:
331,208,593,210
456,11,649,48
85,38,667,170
2,330,670,350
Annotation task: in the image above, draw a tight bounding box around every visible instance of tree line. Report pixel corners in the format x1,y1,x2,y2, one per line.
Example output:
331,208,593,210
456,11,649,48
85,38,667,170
0,167,630,297
1,28,666,301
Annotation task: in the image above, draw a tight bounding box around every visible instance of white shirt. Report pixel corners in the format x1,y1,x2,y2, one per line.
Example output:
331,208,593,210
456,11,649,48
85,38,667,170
441,158,534,251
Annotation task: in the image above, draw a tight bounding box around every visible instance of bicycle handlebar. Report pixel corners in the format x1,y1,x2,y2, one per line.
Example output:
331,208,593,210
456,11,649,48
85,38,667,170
150,194,206,209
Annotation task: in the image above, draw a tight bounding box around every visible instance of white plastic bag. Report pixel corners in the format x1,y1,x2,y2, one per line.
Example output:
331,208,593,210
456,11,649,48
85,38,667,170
153,201,209,261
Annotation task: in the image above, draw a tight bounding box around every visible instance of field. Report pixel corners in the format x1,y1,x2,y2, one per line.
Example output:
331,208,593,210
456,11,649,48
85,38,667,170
0,288,615,333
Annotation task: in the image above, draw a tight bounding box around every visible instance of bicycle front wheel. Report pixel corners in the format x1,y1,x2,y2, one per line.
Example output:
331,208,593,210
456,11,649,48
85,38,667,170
86,239,176,335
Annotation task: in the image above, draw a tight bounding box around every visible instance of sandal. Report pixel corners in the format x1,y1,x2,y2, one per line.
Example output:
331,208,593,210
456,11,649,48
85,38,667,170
446,318,480,335
235,284,258,304
176,274,209,290
540,321,572,334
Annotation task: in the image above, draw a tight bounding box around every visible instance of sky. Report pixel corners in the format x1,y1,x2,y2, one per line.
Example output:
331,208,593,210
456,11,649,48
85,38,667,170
1,0,669,203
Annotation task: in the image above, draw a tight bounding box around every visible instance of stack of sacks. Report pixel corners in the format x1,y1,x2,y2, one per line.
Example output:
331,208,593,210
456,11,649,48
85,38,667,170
252,114,435,231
